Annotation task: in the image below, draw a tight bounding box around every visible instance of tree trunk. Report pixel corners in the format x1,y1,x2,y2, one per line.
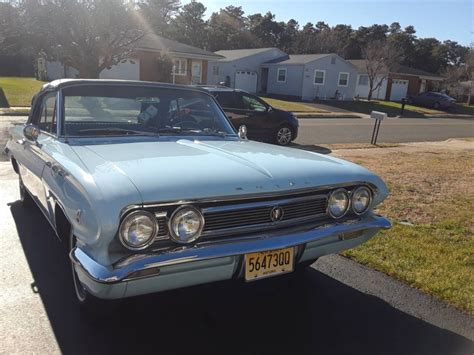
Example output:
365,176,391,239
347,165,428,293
367,87,373,101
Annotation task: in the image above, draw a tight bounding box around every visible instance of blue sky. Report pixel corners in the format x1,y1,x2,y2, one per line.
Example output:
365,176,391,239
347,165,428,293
185,0,473,45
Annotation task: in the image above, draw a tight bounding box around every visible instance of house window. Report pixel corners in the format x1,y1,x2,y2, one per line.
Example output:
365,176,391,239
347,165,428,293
277,68,287,83
173,58,187,76
338,72,349,87
314,70,325,85
212,65,219,76
358,75,369,86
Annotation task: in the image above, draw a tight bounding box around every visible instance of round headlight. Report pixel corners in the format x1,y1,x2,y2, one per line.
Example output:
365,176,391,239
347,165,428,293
352,186,372,215
328,188,350,219
119,211,158,250
169,206,204,244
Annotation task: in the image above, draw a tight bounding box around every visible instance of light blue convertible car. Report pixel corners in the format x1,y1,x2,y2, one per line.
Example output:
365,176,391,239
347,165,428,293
5,79,391,307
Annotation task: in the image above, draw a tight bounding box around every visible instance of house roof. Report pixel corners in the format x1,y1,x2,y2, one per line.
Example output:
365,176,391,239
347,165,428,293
347,60,367,73
214,48,279,61
348,60,443,80
136,34,223,60
264,54,333,65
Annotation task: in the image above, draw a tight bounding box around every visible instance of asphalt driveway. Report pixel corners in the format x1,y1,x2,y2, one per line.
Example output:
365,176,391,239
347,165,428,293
0,162,472,355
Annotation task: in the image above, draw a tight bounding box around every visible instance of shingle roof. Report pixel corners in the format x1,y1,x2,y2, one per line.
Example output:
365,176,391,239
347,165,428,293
264,53,334,65
348,60,442,79
136,34,223,59
391,65,442,78
214,48,278,61
347,60,367,73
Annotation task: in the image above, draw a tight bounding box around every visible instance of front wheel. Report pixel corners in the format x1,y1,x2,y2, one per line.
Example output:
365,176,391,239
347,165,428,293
275,125,293,146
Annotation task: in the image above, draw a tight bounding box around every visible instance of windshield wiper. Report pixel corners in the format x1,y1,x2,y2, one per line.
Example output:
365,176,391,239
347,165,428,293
157,127,232,137
76,128,159,137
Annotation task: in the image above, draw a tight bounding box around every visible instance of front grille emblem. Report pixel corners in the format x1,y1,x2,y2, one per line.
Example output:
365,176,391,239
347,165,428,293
270,206,284,222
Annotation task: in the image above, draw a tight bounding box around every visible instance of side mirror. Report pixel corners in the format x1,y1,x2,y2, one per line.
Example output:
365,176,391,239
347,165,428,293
238,125,247,140
23,124,40,142
266,105,272,112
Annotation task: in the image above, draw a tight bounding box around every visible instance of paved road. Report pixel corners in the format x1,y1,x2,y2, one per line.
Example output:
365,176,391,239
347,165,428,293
295,116,474,145
1,116,473,152
0,163,472,354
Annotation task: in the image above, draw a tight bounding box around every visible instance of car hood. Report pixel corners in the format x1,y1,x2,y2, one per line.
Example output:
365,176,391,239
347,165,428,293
71,138,387,205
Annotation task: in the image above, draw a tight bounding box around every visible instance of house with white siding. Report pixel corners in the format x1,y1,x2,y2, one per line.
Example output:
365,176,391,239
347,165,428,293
208,49,358,100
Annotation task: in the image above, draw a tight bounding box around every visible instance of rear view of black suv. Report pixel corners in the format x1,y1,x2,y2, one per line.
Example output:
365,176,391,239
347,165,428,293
202,87,299,146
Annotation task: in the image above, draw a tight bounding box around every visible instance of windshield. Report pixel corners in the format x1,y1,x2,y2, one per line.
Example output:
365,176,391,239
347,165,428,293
61,85,236,137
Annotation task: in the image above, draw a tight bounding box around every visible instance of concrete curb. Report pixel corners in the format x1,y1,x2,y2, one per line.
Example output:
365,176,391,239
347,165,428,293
295,114,362,119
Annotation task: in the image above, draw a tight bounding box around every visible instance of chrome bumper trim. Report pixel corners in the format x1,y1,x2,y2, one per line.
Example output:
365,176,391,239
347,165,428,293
70,215,391,284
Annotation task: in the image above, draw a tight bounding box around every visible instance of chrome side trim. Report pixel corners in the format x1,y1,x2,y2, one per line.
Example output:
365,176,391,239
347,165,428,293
70,214,391,284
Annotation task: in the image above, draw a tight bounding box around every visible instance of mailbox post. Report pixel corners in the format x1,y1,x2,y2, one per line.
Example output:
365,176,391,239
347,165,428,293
400,98,407,115
370,111,387,145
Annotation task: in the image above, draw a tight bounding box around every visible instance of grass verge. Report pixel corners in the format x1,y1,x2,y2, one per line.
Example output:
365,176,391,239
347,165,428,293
336,147,474,314
261,97,328,113
318,99,444,117
0,77,46,107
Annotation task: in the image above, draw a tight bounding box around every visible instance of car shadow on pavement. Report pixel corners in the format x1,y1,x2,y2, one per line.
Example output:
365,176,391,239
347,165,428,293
10,201,473,355
289,143,332,154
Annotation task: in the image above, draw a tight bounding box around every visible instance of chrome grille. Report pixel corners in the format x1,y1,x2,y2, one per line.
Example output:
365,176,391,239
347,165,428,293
201,194,328,238
156,217,169,238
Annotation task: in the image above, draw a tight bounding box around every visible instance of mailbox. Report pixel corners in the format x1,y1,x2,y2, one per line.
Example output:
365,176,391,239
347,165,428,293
370,111,386,144
370,111,387,120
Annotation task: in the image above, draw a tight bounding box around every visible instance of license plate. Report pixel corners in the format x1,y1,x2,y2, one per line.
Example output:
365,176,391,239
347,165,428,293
245,247,294,281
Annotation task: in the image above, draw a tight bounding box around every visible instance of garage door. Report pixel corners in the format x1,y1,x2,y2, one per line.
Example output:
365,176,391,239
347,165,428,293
390,79,409,101
235,71,258,93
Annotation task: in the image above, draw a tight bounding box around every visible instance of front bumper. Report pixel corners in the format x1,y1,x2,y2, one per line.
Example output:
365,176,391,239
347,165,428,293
70,214,391,299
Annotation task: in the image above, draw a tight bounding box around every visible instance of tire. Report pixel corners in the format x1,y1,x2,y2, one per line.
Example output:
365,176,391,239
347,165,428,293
19,176,34,207
433,102,441,109
275,125,293,146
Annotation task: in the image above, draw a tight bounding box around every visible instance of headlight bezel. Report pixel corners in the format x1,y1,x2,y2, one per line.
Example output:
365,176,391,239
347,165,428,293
169,205,205,244
351,186,373,215
327,188,350,219
119,210,159,251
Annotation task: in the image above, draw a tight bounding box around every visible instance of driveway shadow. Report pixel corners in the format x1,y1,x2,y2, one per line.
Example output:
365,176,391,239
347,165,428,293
10,201,473,355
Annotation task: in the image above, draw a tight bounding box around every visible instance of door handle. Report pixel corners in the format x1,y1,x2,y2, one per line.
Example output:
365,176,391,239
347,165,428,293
16,139,25,145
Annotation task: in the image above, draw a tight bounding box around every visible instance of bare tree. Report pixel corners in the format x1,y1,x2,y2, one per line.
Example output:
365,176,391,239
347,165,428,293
362,41,401,100
443,47,474,104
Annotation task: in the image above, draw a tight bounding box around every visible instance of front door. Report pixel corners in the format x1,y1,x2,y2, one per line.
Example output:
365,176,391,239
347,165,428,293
231,93,269,139
20,92,57,213
191,60,202,84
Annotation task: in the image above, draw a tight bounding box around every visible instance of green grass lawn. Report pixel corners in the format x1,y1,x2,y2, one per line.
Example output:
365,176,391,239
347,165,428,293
453,103,474,115
261,97,328,113
338,148,474,314
319,99,444,117
0,77,46,107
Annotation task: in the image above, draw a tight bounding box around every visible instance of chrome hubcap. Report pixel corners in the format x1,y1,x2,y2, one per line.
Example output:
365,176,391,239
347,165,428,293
277,127,292,145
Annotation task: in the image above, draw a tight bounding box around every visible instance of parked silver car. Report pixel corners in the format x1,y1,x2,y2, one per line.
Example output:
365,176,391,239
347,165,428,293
5,79,391,309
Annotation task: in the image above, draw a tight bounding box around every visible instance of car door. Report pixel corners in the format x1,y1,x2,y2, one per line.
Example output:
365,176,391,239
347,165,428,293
237,93,272,139
212,91,247,131
19,92,57,215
